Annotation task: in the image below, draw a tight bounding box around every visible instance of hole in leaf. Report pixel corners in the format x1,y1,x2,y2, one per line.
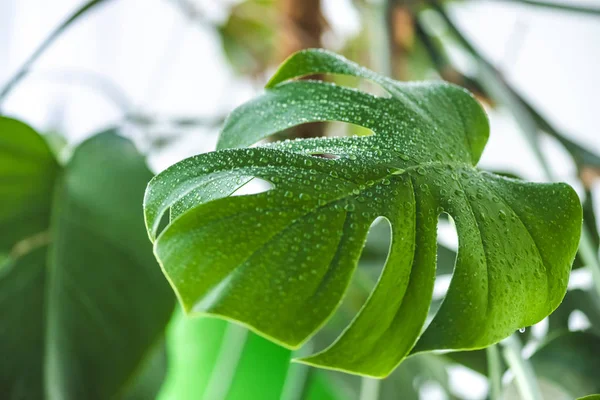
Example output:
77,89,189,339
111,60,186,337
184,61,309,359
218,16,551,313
309,217,390,351
309,153,340,160
273,121,374,143
324,121,374,138
230,177,274,196
321,74,391,98
426,213,458,326
159,175,271,238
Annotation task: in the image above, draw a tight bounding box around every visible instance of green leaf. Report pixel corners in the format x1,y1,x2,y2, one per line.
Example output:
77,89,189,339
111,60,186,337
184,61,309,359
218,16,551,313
144,49,582,377
549,288,600,334
531,331,600,398
0,118,174,399
0,118,59,254
121,340,168,400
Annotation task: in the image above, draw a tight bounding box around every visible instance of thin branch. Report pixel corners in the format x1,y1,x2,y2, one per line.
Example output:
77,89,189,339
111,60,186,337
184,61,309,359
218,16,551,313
486,344,503,400
28,68,135,111
501,335,543,400
486,0,600,17
124,113,226,129
0,0,115,108
203,324,248,400
359,377,380,400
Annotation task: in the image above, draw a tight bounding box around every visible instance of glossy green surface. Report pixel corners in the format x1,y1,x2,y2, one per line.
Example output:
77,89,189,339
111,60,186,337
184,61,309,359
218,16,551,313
144,50,582,377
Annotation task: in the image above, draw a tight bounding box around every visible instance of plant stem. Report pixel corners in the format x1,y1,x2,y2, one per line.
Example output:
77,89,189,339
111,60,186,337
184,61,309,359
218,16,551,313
0,0,114,108
203,324,248,400
364,0,393,77
486,0,600,16
580,226,600,299
281,343,314,400
501,335,543,400
359,377,380,400
486,344,503,400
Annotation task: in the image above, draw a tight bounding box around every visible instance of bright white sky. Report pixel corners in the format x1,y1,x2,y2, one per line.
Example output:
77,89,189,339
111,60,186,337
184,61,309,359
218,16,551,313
1,1,598,399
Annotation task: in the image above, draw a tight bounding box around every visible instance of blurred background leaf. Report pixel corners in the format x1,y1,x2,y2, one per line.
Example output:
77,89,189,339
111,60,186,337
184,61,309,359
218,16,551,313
0,119,174,399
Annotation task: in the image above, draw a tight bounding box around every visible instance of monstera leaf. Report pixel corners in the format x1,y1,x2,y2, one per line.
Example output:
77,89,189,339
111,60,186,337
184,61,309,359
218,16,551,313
144,49,582,377
0,118,174,399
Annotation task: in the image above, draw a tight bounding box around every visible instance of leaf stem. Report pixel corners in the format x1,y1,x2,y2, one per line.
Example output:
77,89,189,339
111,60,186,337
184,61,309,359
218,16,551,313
0,0,114,108
501,335,543,400
359,377,380,400
486,344,503,400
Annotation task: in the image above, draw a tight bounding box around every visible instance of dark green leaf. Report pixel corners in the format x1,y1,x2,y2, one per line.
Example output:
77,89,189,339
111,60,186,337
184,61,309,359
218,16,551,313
144,50,582,377
121,340,168,400
0,117,58,254
549,288,600,334
0,118,174,399
532,331,600,398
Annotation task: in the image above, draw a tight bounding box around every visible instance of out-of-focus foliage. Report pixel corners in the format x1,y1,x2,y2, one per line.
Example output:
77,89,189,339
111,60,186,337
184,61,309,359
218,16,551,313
218,0,277,77
531,331,600,398
0,118,174,399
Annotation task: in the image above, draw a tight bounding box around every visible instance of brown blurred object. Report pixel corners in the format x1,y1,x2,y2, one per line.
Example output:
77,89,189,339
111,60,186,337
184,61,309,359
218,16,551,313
581,167,600,190
279,0,325,57
278,0,327,139
388,4,414,80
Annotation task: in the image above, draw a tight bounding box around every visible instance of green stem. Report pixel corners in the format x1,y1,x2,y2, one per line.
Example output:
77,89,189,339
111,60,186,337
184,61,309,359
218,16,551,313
580,226,600,299
203,324,248,400
359,377,380,400
281,343,314,400
0,0,115,108
364,0,393,77
501,335,543,400
486,344,503,400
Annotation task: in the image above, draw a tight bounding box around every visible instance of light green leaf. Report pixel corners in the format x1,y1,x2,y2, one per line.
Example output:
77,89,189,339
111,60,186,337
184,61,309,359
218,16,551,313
144,49,582,377
0,118,174,399
157,311,342,400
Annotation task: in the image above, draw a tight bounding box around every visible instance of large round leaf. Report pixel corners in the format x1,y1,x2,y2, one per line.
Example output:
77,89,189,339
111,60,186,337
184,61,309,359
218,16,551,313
144,50,582,377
